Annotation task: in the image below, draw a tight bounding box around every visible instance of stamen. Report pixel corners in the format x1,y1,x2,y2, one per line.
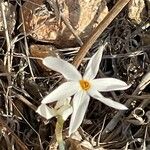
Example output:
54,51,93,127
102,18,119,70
79,80,91,91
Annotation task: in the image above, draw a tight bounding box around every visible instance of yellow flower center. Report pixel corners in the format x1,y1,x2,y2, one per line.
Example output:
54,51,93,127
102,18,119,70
79,80,91,91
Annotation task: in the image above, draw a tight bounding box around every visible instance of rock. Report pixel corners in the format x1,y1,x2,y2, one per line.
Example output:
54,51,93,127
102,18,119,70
21,0,108,47
30,44,58,72
128,0,147,24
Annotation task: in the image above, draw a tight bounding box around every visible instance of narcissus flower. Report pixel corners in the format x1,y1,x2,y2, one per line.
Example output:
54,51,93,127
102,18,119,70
41,45,130,135
36,99,72,121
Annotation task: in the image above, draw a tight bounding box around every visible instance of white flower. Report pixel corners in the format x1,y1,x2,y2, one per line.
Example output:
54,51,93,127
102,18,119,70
41,45,130,135
36,99,73,121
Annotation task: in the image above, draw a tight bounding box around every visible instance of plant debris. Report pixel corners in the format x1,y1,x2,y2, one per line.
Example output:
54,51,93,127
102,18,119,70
0,2,16,34
0,0,150,149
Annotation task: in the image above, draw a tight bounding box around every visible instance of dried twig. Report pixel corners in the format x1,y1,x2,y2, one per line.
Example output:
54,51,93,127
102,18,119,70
14,92,37,111
1,2,14,116
101,86,140,140
1,2,11,72
61,14,83,46
0,116,29,150
46,0,83,46
19,1,35,81
72,0,131,68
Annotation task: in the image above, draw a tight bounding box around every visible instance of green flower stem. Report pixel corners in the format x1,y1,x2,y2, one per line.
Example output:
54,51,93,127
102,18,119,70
55,115,65,150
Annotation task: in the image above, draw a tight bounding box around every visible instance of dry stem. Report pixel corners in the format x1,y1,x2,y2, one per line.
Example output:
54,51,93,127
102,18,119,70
72,0,131,68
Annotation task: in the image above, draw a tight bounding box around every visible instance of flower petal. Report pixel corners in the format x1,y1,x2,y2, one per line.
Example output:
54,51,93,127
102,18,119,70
92,78,131,92
43,57,82,80
69,91,90,136
36,104,56,120
57,105,73,121
83,44,105,80
41,81,79,104
55,97,71,110
89,90,128,110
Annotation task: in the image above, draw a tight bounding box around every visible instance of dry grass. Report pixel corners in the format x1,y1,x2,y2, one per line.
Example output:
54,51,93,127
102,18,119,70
0,0,150,149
